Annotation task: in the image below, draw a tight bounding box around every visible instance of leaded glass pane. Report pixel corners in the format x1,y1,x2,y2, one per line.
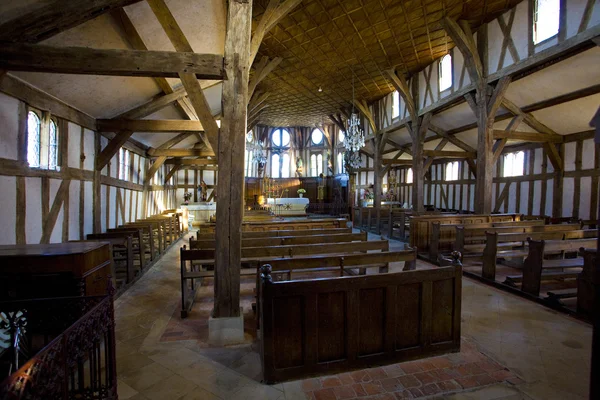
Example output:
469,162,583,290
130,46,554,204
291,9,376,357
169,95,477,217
49,120,58,170
27,112,41,168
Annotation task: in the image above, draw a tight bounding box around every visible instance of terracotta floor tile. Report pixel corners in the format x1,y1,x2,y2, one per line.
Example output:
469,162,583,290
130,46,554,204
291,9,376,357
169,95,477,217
377,377,403,392
302,378,322,392
332,385,356,400
367,367,388,381
397,375,420,389
313,388,336,400
321,377,342,388
351,370,372,383
362,382,385,395
397,362,422,374
420,383,441,396
455,376,479,389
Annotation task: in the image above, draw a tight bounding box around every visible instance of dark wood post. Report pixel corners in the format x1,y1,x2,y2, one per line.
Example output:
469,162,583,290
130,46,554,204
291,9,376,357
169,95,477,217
214,0,252,318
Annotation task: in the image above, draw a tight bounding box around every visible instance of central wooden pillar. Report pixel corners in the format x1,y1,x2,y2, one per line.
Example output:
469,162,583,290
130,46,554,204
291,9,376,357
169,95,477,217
214,0,252,319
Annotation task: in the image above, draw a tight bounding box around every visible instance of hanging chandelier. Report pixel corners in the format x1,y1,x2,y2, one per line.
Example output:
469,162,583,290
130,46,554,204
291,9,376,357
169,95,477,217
343,67,365,152
343,113,365,152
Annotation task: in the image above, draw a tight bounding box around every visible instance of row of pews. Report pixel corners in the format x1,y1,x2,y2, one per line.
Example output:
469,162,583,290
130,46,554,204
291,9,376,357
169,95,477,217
353,206,415,240
179,217,463,383
0,209,188,399
422,213,598,315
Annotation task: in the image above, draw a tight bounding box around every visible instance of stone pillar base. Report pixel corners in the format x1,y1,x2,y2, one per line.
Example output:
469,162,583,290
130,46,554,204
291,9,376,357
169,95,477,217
208,308,245,346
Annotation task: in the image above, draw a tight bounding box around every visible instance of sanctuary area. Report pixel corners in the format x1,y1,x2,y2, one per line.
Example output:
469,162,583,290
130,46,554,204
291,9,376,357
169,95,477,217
0,0,599,399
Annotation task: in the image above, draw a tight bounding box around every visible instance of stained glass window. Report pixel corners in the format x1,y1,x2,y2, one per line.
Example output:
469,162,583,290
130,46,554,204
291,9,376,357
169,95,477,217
27,111,41,168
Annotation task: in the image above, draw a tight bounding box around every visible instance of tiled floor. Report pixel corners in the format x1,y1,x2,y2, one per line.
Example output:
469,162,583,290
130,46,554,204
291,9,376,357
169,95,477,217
114,232,592,399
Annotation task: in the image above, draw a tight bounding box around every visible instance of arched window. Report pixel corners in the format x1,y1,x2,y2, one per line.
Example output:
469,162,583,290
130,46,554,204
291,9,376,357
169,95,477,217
392,91,400,118
439,54,452,91
27,111,41,168
48,119,59,170
281,153,290,178
534,0,560,44
406,168,413,184
311,128,324,145
272,129,290,147
503,151,525,177
119,147,130,181
271,154,280,178
310,154,323,177
337,153,344,174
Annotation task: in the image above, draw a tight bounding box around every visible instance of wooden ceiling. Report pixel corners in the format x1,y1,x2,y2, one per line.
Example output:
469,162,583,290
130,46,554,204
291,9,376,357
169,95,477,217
252,0,523,127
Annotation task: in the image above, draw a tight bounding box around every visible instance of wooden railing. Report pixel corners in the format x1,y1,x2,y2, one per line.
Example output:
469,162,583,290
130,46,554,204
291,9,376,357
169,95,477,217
259,261,462,383
0,293,117,399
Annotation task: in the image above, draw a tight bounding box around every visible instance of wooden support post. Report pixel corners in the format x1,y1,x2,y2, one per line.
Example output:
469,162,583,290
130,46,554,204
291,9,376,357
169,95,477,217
214,0,252,319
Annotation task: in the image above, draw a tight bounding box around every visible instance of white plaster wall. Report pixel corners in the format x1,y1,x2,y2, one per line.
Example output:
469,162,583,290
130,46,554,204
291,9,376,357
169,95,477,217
25,178,42,244
582,139,595,169
580,177,592,220
563,177,575,217
67,122,81,169
0,176,16,244
0,92,19,160
83,129,96,171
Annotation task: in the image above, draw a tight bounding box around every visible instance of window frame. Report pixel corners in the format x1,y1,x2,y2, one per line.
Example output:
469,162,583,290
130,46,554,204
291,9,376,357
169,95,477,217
444,161,460,182
533,0,560,45
392,90,401,119
26,108,60,171
438,54,453,93
406,168,413,184
311,128,324,146
502,151,525,178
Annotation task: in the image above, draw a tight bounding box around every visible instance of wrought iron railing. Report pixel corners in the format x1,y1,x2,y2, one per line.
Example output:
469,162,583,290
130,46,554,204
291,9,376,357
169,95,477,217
0,294,117,400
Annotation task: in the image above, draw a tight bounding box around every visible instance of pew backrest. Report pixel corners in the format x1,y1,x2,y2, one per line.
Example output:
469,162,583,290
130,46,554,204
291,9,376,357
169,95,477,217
190,232,368,249
196,227,353,241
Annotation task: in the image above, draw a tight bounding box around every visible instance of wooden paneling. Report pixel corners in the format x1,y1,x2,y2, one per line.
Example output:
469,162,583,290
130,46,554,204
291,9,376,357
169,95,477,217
260,265,462,383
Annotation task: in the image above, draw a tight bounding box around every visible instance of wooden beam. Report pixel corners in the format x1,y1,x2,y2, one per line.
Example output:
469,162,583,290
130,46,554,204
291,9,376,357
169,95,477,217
249,92,271,114
95,131,134,171
164,166,181,183
440,18,484,85
215,0,252,319
493,115,525,164
545,143,564,171
329,114,346,133
488,76,512,116
98,119,203,133
428,124,476,153
40,179,71,244
493,130,564,143
423,150,475,158
156,132,195,150
385,69,417,120
115,86,187,120
179,73,220,151
381,159,412,166
146,0,194,52
354,100,377,133
501,97,561,136
164,159,216,166
0,0,143,43
424,139,449,173
148,148,216,157
144,156,167,185
248,56,282,99
0,44,225,80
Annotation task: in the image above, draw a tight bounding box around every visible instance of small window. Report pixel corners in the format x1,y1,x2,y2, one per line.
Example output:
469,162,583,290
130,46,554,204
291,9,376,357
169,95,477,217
338,130,345,143
271,154,280,178
272,129,290,147
439,55,452,91
534,0,560,44
311,128,324,145
406,168,413,184
245,149,253,177
119,148,130,181
503,151,525,177
337,152,345,174
445,161,459,181
310,153,323,177
48,120,59,171
281,153,291,178
27,111,41,168
392,91,400,118
246,131,253,143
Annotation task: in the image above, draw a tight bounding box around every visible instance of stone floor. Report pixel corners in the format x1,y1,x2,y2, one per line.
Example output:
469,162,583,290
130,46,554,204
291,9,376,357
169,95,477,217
114,232,592,399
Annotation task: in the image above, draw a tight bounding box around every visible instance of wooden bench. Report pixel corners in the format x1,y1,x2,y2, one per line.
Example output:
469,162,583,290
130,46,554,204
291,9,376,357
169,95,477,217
179,239,390,317
109,225,157,261
258,262,462,383
460,226,591,261
124,220,166,252
196,227,352,241
189,232,368,250
503,238,597,296
72,237,134,288
87,231,147,272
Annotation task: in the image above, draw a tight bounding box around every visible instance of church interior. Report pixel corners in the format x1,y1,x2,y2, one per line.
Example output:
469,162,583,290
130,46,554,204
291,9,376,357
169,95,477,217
0,0,599,399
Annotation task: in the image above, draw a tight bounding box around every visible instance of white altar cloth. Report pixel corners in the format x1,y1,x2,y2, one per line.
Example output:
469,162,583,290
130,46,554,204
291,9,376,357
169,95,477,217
265,198,309,216
181,203,216,224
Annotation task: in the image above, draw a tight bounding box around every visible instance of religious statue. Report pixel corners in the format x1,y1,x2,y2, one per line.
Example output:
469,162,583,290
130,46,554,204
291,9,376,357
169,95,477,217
296,156,304,177
326,150,333,176
200,180,207,202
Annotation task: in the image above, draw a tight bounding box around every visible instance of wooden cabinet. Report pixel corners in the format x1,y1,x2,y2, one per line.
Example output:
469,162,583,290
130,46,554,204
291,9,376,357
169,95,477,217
0,242,112,300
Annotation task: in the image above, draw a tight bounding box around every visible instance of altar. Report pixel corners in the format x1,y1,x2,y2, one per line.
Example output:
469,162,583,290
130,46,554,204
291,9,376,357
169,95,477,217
265,198,309,216
181,202,216,225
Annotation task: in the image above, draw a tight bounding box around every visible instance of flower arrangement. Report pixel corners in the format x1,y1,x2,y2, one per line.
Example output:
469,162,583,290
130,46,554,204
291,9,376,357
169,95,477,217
364,189,374,200
183,192,192,204
297,189,306,194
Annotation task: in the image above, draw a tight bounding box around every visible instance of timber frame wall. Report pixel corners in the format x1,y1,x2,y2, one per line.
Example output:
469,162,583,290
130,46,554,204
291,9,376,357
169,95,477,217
0,74,176,245
355,0,599,219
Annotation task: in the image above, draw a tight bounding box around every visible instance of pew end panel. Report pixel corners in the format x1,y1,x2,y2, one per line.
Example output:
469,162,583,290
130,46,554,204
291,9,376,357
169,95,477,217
259,264,462,383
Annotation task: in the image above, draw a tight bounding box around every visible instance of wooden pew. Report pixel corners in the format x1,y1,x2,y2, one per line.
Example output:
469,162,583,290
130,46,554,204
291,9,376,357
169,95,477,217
429,220,562,261
125,219,166,252
410,213,521,254
506,238,597,297
196,227,352,241
72,237,134,288
242,218,347,232
576,248,598,317
109,225,157,261
87,231,146,272
190,232,367,250
258,262,462,383
456,224,586,259
179,239,390,317
482,230,597,281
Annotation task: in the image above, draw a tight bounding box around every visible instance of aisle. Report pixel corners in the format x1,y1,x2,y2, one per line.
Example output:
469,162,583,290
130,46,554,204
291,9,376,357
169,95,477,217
113,232,592,400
